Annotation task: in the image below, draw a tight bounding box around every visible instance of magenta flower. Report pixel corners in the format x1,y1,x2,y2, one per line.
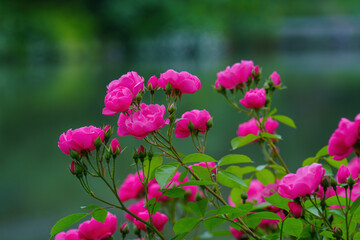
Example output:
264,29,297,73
270,71,281,86
174,109,212,138
247,180,266,204
110,138,121,154
58,126,105,155
55,229,80,240
288,202,303,217
239,88,266,109
216,60,258,89
337,165,351,184
328,116,360,160
78,212,117,240
125,200,147,222
237,117,279,137
147,75,158,90
133,211,168,232
348,157,360,180
158,69,201,94
70,161,76,173
107,71,144,97
102,86,133,115
117,103,168,139
117,171,144,202
278,163,325,199
148,183,170,202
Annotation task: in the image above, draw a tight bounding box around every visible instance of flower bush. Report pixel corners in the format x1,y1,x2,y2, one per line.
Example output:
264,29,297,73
52,63,360,240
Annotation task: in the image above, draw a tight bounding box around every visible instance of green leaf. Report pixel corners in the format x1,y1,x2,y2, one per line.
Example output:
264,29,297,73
325,157,348,169
191,165,213,181
255,169,275,185
218,154,252,166
178,180,215,187
50,213,87,237
209,230,232,236
269,108,277,116
320,231,334,239
143,156,163,179
183,153,217,163
80,204,99,209
272,115,296,128
326,196,349,206
264,193,291,211
217,171,247,188
146,198,161,214
154,163,179,188
354,232,360,240
302,157,318,167
260,132,282,140
189,199,208,217
178,171,187,182
92,209,107,223
282,218,303,237
350,196,360,214
246,214,262,229
162,188,185,198
230,188,243,206
173,217,201,234
250,211,282,220
170,232,189,240
322,163,333,176
316,145,329,157
231,134,260,150
203,218,224,231
216,204,253,217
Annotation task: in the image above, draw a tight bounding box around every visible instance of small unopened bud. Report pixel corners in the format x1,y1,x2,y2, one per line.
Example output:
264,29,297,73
168,103,176,114
188,121,195,133
104,149,111,162
120,222,130,237
70,149,80,160
110,138,121,155
137,145,146,158
206,117,213,130
104,125,112,141
94,136,102,149
133,150,139,163
330,176,338,190
70,161,83,176
333,227,342,238
165,82,173,94
136,92,142,102
241,192,248,203
133,226,141,237
148,148,154,161
288,202,303,218
321,176,330,189
347,176,355,188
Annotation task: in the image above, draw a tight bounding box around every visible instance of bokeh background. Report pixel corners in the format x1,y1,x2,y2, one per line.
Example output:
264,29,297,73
1,1,360,239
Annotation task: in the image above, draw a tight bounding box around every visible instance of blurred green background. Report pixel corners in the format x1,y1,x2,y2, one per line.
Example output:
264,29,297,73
1,0,360,239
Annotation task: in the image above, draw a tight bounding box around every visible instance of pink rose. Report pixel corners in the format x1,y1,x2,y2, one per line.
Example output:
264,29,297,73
117,103,167,139
337,165,351,184
133,211,168,232
174,109,212,138
348,157,360,180
110,138,121,154
288,202,303,218
148,183,170,202
78,212,117,240
118,171,144,202
55,229,80,240
239,88,266,109
278,163,325,199
102,86,133,115
247,180,266,204
107,71,144,97
58,126,105,155
216,60,258,89
328,116,360,160
147,75,158,90
158,69,201,94
190,162,217,174
237,117,279,137
270,71,281,86
125,200,147,222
